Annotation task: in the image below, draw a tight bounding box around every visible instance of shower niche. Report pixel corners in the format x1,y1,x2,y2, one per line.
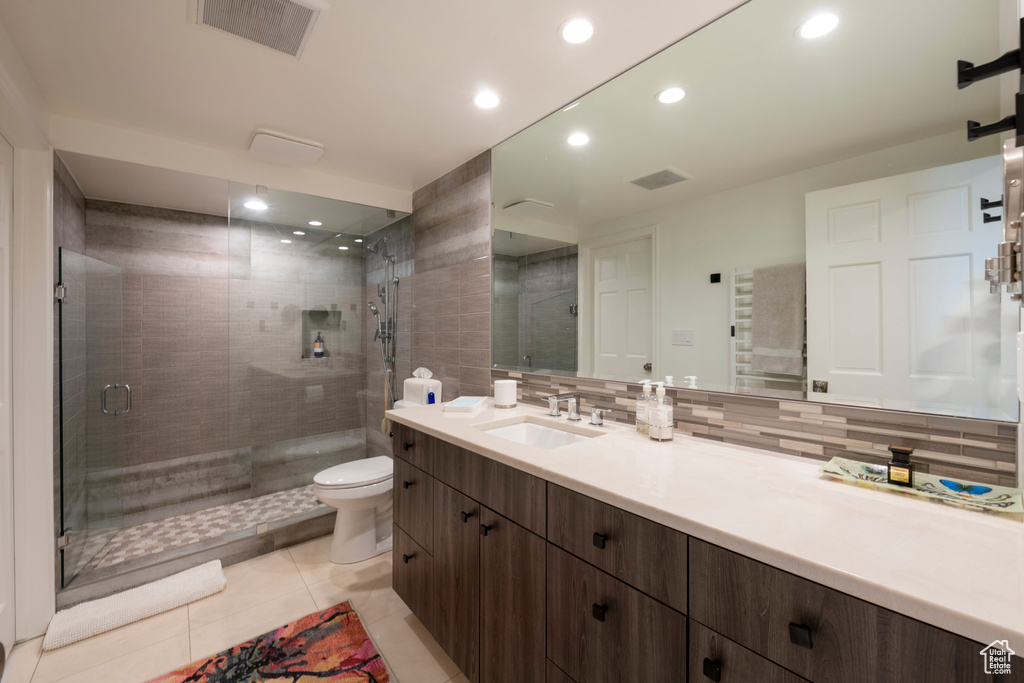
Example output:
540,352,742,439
301,309,343,359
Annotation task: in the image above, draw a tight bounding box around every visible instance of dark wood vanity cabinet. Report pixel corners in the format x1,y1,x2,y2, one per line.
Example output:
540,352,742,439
395,425,1023,683
479,506,546,683
546,544,687,683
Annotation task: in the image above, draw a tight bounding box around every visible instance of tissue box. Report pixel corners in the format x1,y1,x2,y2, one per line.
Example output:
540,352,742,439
403,377,442,405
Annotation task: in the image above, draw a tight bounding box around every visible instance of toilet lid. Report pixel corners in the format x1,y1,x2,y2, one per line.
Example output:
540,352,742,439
315,456,393,488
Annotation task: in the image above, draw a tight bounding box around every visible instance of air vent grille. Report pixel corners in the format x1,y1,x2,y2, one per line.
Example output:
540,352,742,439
198,0,321,58
630,169,689,191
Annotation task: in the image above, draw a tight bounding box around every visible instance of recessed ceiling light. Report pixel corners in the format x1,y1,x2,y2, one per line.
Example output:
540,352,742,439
563,102,581,112
308,220,322,226
338,246,349,250
280,239,292,244
798,12,839,39
567,132,590,146
354,238,363,243
657,87,686,104
244,199,268,211
474,90,500,109
293,230,305,235
559,17,593,44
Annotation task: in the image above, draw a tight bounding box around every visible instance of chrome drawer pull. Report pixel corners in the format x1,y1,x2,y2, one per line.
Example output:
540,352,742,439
788,622,813,649
702,658,722,682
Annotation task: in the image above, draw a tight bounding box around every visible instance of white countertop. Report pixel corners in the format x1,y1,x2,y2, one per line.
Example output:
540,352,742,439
386,400,1024,647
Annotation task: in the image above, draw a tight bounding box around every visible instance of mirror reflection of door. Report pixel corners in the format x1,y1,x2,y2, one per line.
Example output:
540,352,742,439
806,155,1011,417
591,235,653,379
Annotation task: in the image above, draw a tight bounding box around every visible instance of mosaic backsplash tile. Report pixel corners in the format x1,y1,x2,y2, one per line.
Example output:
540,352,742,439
492,369,1019,488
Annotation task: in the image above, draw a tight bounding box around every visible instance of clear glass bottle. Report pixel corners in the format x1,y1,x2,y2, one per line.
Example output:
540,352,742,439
635,380,652,436
648,383,674,441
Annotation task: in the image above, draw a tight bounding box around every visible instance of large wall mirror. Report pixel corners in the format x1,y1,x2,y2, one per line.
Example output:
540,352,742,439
491,0,1021,421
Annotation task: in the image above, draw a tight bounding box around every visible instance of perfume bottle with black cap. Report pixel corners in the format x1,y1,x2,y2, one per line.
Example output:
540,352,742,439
887,445,915,488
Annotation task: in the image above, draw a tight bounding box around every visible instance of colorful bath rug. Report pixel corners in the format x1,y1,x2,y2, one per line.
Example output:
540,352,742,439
148,602,391,682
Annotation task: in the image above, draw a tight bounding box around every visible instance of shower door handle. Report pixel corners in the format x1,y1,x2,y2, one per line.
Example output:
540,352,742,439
101,383,132,417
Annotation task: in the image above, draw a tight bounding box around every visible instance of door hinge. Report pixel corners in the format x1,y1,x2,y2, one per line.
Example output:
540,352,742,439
55,283,67,303
57,530,71,550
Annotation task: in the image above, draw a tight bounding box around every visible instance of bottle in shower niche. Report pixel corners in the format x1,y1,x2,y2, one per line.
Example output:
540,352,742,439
648,383,674,442
635,380,652,436
313,332,325,359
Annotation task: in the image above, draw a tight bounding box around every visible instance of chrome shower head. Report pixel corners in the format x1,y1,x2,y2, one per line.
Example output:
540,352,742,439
368,302,379,317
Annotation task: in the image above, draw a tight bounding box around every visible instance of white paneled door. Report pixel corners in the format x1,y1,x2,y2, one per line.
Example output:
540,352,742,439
806,155,1014,417
591,236,653,379
0,132,13,655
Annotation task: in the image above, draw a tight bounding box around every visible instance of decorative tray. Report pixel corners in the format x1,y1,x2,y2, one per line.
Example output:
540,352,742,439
819,457,1024,519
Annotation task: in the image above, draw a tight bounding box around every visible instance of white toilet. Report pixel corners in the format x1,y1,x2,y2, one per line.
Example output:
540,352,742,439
313,456,394,564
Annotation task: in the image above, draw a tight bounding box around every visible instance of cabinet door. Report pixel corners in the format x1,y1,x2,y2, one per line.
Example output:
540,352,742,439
689,621,808,683
394,457,433,554
434,481,481,682
393,422,437,474
480,507,546,683
394,525,433,631
547,544,686,683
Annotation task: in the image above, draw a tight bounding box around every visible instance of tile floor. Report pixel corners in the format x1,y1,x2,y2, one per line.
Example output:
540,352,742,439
5,535,464,683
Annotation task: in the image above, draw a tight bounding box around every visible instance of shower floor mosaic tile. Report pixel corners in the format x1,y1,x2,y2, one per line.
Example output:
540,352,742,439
86,485,326,570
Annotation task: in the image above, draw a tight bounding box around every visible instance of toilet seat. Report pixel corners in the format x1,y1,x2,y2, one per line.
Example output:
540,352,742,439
314,456,392,489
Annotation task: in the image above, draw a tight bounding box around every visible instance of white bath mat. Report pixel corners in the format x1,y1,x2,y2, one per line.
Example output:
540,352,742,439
43,560,227,651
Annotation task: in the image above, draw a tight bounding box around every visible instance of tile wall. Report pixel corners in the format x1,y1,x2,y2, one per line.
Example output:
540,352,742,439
493,369,1019,487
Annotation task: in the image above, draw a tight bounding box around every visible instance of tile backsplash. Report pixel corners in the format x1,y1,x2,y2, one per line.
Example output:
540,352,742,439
492,369,1019,488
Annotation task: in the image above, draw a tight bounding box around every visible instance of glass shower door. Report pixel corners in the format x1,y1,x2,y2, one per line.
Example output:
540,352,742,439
58,248,126,587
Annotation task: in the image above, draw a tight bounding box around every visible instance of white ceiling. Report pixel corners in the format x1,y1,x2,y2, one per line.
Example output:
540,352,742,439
0,0,750,193
492,0,1003,229
59,149,408,234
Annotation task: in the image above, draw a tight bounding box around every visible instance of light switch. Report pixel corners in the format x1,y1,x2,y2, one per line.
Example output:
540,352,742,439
671,329,694,346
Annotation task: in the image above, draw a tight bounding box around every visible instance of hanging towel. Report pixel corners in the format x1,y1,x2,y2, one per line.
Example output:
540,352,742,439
750,262,806,376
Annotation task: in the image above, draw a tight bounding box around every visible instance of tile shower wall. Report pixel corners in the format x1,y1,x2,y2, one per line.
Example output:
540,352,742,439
83,201,366,527
493,369,1019,488
53,153,88,580
409,151,493,399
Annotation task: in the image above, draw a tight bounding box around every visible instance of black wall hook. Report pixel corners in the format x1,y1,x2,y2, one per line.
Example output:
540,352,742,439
984,212,1003,224
967,115,1017,141
981,197,1004,210
958,53,1021,89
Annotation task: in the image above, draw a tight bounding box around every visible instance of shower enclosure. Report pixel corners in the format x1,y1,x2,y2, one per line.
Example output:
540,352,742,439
55,171,408,599
367,236,398,409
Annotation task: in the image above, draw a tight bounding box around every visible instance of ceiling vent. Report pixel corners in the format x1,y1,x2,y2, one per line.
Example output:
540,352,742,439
503,199,554,218
196,0,328,58
249,130,325,166
629,168,691,191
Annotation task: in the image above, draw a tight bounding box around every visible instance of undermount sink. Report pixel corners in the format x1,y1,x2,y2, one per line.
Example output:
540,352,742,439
479,416,601,450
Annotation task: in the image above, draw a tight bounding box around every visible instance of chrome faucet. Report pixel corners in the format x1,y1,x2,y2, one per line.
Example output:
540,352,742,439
589,406,613,426
546,392,582,421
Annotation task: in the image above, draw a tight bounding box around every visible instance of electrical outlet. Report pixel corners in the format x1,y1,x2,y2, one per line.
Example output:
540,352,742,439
671,330,694,346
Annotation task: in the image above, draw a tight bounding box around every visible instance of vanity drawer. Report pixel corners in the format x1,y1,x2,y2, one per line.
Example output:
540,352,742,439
689,621,808,683
689,538,877,683
393,525,433,632
546,544,686,683
393,422,440,474
434,443,546,537
394,457,433,554
547,483,687,613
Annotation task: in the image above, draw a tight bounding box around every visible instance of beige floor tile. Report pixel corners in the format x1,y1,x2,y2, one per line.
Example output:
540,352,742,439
367,607,461,683
47,633,190,683
188,549,305,629
188,587,317,662
287,534,351,585
4,636,43,683
306,554,405,626
32,607,189,683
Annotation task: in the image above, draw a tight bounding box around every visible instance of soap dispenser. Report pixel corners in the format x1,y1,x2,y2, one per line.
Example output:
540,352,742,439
648,382,674,442
636,380,652,436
